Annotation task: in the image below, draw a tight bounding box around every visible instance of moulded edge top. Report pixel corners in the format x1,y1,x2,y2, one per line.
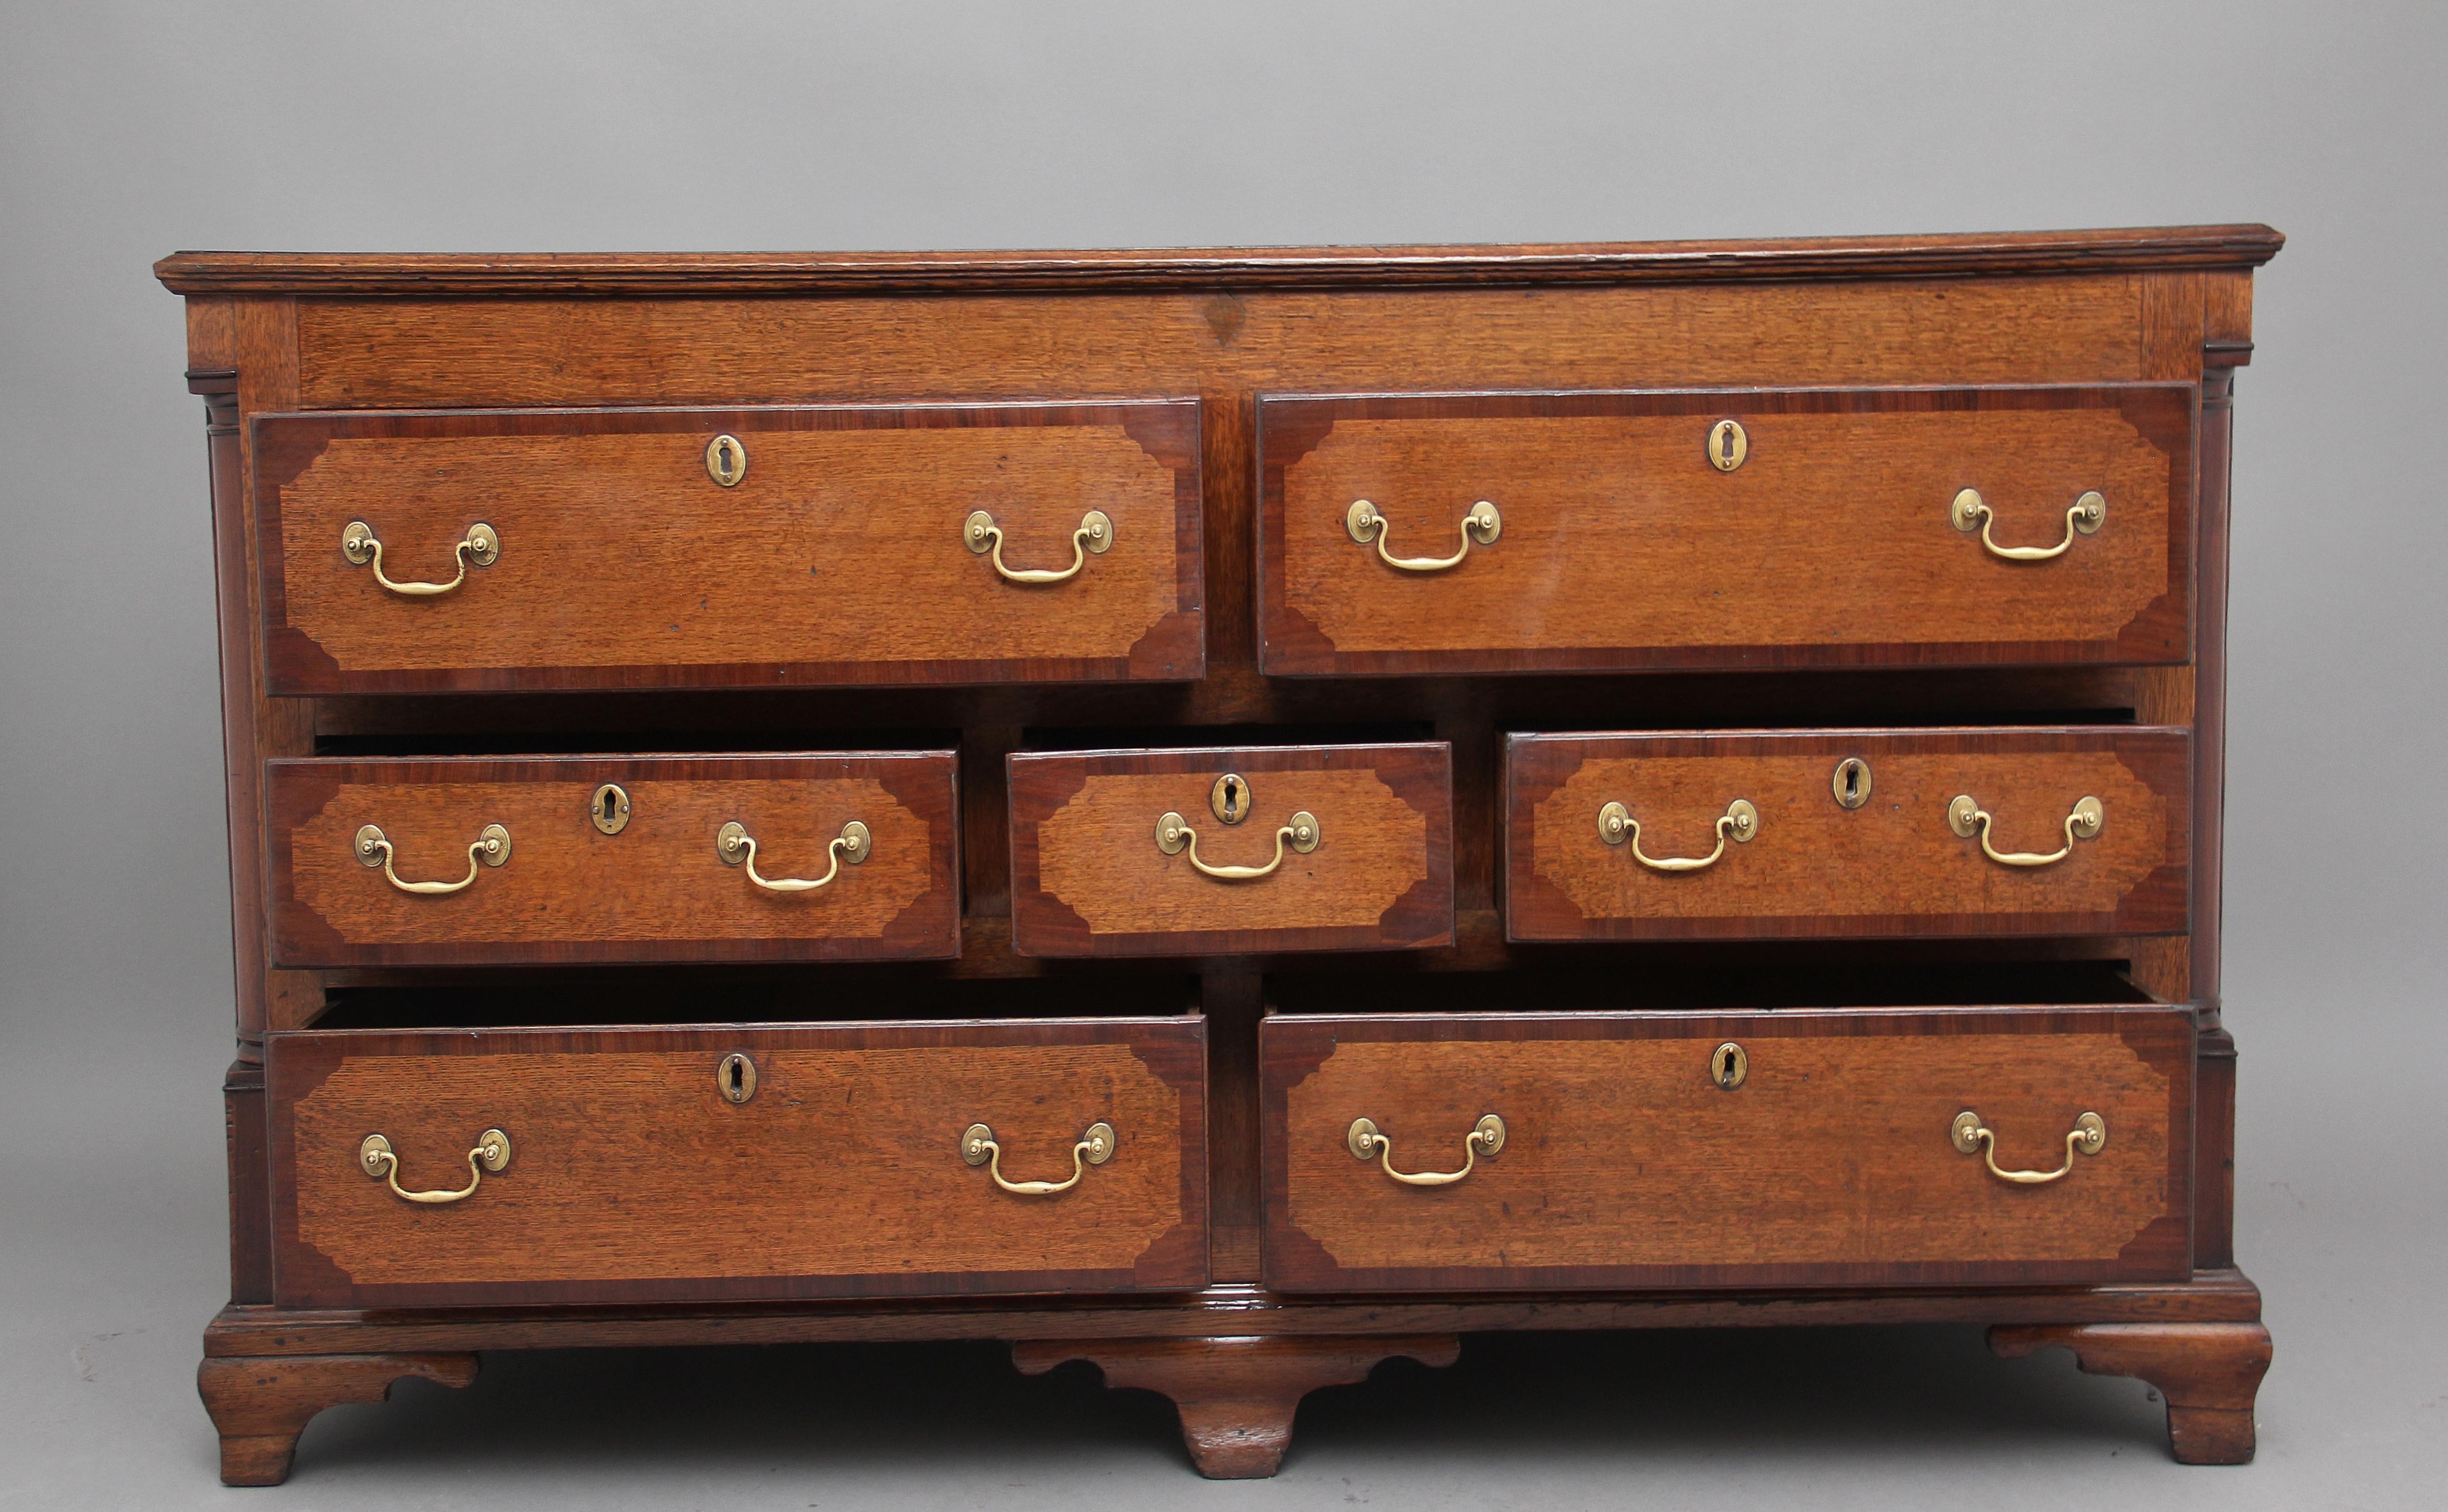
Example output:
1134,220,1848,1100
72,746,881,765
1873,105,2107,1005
154,225,2284,298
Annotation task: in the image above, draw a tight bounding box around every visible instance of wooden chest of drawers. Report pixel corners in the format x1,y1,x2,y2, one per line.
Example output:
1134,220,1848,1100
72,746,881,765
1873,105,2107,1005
162,225,2278,1484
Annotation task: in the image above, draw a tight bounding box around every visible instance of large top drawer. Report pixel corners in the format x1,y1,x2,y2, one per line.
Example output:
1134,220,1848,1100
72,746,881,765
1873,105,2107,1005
1258,385,2193,675
252,401,1204,693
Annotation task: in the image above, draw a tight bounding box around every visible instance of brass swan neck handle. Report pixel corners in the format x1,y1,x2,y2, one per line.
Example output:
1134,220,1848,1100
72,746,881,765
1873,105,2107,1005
965,509,1113,584
961,1122,1115,1196
1347,1114,1506,1187
717,820,870,893
1950,488,2104,562
358,1129,510,1204
1597,799,1758,872
1952,1111,2106,1185
341,520,499,596
1345,499,1502,572
1948,795,2102,868
1154,810,1320,880
354,823,510,895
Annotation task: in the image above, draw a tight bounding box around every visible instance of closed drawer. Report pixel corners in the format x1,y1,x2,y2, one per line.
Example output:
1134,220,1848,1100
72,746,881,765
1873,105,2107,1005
267,1018,1208,1306
1007,743,1454,957
265,753,959,966
1258,385,2192,675
253,401,1203,693
1262,1007,2192,1292
1505,727,2189,941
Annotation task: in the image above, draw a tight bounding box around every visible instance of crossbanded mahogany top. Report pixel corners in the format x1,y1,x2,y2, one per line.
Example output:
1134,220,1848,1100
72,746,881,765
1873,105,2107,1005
156,224,2283,297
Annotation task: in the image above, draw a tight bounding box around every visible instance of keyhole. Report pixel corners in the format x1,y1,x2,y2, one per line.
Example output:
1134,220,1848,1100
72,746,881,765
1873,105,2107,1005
718,1053,757,1104
1831,757,1872,811
1843,767,1858,802
1211,771,1253,824
600,790,617,822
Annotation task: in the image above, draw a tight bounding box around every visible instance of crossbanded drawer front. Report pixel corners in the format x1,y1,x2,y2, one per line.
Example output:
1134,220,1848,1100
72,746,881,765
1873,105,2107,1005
266,1019,1208,1307
252,401,1203,693
1257,385,2193,676
1505,728,2190,941
1007,743,1455,957
265,753,959,966
1262,1007,2192,1293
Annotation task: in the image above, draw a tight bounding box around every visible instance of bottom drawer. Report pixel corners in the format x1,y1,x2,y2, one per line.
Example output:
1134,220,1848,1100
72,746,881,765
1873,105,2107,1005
1262,1005,2191,1292
268,1018,1207,1306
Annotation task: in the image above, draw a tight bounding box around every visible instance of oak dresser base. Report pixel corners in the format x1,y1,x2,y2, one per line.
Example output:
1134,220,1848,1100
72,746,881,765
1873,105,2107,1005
200,1271,2267,1483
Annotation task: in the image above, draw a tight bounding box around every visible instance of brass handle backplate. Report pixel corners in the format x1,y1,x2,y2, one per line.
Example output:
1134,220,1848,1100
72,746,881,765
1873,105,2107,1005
1347,1114,1505,1187
1950,488,2105,561
1948,795,2102,868
717,819,870,893
1597,799,1757,872
1952,1110,2106,1185
354,822,510,895
340,520,498,596
961,1121,1115,1196
965,509,1112,583
1154,810,1320,880
358,1128,510,1204
1345,499,1501,572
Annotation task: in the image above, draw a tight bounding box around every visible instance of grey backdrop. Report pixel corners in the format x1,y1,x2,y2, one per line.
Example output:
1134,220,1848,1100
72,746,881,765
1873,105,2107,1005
3,3,2441,1507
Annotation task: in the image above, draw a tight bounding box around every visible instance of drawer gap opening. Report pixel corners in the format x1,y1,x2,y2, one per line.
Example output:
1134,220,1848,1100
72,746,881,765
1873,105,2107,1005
311,972,1200,1032
1265,958,2158,1017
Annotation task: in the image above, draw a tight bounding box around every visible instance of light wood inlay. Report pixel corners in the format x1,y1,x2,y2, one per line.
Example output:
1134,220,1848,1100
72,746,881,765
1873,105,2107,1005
1265,1010,2190,1291
1042,771,1422,936
1508,729,2189,940
266,755,959,966
254,404,1202,693
272,1022,1206,1306
1261,387,2192,674
1008,744,1454,957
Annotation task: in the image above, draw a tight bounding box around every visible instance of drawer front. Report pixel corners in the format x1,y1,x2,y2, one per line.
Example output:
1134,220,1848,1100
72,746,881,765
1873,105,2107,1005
266,753,959,966
254,401,1203,693
1263,1008,2191,1292
1007,743,1454,957
1505,728,2190,941
267,1018,1208,1306
1258,385,2193,675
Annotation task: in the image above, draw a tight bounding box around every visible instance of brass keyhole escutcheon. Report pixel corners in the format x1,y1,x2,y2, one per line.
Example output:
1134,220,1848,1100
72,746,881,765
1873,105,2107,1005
706,434,748,487
1707,419,1748,472
589,783,631,835
717,1052,757,1105
1832,757,1873,811
1710,1042,1748,1090
1211,773,1251,825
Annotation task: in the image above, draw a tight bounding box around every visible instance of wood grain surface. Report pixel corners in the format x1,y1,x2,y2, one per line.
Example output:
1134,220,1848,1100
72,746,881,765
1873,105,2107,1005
1015,1335,1461,1478
265,755,959,966
1505,728,2190,941
1262,1007,2192,1292
1007,744,1454,957
266,1018,1207,1307
1990,1321,2273,1464
252,402,1202,693
1260,386,2193,675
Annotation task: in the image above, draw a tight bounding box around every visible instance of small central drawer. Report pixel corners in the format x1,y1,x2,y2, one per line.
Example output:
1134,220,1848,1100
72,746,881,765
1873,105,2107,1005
1007,743,1455,957
1257,385,2193,675
252,400,1204,693
265,753,960,966
1262,1005,2192,1293
267,1017,1208,1307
